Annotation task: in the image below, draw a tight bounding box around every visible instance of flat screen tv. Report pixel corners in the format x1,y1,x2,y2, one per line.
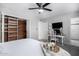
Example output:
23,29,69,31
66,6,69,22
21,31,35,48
52,22,62,29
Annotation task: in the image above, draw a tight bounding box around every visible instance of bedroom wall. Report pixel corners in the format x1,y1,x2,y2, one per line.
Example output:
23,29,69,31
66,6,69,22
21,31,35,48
0,3,39,40
43,12,79,44
48,15,71,44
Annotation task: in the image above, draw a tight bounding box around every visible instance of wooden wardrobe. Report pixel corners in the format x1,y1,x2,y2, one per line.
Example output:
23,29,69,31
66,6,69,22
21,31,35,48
4,15,27,42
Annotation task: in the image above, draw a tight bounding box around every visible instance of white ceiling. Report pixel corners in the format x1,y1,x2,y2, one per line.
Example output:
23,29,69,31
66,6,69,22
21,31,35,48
0,3,79,19
38,3,79,19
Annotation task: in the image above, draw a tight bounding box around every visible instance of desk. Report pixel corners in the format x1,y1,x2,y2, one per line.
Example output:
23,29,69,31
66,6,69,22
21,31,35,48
51,35,64,46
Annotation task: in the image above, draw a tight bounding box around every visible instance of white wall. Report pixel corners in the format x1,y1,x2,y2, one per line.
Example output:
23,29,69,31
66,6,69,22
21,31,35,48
0,12,2,42
62,15,71,43
42,13,73,44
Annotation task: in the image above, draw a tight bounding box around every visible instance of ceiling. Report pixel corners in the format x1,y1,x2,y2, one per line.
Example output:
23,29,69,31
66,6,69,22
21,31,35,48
38,3,79,19
0,3,79,19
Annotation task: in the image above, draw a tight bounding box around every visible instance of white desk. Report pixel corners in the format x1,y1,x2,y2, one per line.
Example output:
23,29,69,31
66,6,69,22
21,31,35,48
51,35,64,46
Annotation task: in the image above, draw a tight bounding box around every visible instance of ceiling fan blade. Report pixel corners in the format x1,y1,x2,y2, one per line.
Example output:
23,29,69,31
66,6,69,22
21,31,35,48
36,3,41,7
43,3,50,7
43,8,52,11
29,8,39,10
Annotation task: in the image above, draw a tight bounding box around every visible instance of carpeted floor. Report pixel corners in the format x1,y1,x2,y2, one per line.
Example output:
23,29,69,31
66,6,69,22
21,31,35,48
58,43,79,56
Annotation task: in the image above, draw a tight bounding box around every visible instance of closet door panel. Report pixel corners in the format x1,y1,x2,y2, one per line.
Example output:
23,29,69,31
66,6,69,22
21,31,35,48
8,17,17,41
8,28,17,31
4,16,8,42
8,36,17,41
18,20,26,39
4,16,17,42
4,32,8,42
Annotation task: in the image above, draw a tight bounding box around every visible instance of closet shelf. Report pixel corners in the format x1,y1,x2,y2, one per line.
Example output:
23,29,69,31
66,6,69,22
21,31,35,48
8,35,17,37
4,24,17,26
4,31,17,32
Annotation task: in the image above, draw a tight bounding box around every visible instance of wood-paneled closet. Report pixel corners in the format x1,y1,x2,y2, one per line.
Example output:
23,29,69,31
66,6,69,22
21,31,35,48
4,15,27,42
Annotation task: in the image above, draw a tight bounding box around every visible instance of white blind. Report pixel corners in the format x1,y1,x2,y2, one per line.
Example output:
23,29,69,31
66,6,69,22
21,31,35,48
71,18,79,40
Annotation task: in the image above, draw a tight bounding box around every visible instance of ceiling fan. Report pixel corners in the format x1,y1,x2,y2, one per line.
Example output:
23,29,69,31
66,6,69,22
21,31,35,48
28,3,52,13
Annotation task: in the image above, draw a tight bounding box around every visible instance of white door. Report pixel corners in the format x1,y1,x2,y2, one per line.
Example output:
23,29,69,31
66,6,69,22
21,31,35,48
38,21,48,40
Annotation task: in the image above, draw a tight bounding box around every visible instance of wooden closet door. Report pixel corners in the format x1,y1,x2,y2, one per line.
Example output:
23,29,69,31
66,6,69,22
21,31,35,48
8,17,17,41
18,20,26,39
4,16,17,42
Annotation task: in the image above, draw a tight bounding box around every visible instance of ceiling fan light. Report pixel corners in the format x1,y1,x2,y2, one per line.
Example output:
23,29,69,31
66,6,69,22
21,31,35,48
38,9,44,13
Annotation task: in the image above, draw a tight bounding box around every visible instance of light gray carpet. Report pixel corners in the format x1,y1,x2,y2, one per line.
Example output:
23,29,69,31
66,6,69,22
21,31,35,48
58,43,79,56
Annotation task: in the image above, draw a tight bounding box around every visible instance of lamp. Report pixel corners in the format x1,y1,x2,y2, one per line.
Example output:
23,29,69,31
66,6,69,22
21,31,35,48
38,9,44,14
